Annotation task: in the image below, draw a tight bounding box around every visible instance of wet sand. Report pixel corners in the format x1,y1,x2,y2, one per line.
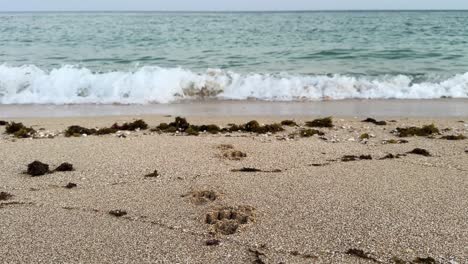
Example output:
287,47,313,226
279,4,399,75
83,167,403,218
1,99,468,118
0,115,467,263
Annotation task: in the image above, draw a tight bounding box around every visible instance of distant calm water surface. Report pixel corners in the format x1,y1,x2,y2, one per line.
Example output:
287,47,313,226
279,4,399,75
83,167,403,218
1,11,468,104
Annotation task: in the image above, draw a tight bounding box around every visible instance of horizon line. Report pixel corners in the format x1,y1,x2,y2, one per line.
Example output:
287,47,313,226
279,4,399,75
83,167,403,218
1,9,468,13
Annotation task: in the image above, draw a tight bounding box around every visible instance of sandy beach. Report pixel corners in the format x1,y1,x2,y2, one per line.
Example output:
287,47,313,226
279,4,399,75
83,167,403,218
0,115,467,263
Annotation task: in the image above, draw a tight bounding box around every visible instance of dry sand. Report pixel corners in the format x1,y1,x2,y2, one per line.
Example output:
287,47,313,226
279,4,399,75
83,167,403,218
0,115,467,263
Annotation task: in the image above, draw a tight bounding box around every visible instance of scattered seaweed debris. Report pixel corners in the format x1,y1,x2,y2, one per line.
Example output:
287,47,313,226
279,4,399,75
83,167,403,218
65,125,97,137
248,248,266,264
0,192,13,201
306,117,333,128
109,209,127,217
223,150,247,161
156,117,221,135
362,118,387,126
440,134,466,140
206,206,256,235
111,119,148,131
299,129,324,137
205,239,221,246
0,120,7,126
144,170,159,178
64,183,77,189
186,190,218,205
95,127,118,135
379,154,406,160
54,162,74,172
27,161,50,176
395,124,440,137
382,139,409,144
413,257,437,264
281,120,297,126
360,133,370,140
232,167,262,172
310,163,330,167
408,148,431,157
345,248,378,262
5,122,36,138
341,155,372,162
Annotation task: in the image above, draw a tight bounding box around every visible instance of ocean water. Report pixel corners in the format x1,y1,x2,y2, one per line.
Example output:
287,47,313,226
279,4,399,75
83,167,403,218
1,11,468,104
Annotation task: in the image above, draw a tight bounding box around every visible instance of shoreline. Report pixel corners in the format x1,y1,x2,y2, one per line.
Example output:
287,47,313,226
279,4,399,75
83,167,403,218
1,99,468,118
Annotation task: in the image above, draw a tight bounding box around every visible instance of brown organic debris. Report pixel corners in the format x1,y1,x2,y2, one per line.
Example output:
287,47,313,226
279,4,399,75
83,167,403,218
299,129,324,137
0,192,13,201
408,148,431,157
306,117,333,128
144,170,159,178
111,119,148,131
55,162,74,172
109,209,127,217
27,161,50,176
281,120,297,126
362,118,387,126
395,124,439,137
413,257,437,264
440,134,466,140
5,122,36,138
64,183,77,189
341,155,372,162
205,239,221,246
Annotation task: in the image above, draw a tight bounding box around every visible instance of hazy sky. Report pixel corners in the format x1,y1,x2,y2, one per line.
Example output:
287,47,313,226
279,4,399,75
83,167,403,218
1,0,468,11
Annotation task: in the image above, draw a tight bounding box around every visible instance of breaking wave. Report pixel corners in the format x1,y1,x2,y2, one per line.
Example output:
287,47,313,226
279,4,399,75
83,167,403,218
0,64,467,104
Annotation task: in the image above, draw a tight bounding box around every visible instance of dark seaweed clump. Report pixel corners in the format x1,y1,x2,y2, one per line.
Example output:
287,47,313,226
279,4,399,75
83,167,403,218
27,161,50,176
306,117,333,128
5,122,36,138
225,120,284,134
65,183,77,189
408,148,431,157
0,192,13,201
341,155,372,162
95,127,118,135
299,129,324,137
111,119,148,131
360,133,370,140
0,120,7,126
362,118,387,126
281,120,297,126
55,163,74,172
144,170,159,178
413,257,437,264
109,209,127,217
440,134,466,140
205,239,221,246
65,125,97,137
156,117,221,135
395,124,439,137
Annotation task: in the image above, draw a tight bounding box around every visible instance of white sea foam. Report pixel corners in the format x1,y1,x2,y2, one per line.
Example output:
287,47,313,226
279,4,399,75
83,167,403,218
0,64,467,104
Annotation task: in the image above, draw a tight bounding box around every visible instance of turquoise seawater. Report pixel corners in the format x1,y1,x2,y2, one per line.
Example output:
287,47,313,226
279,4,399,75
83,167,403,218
0,11,468,104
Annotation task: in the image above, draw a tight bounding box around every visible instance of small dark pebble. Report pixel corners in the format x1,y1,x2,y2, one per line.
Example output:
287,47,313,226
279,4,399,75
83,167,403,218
65,183,77,189
408,148,431,157
27,161,50,176
55,162,74,172
413,257,437,264
205,239,221,246
145,170,159,177
362,118,387,126
109,209,127,217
